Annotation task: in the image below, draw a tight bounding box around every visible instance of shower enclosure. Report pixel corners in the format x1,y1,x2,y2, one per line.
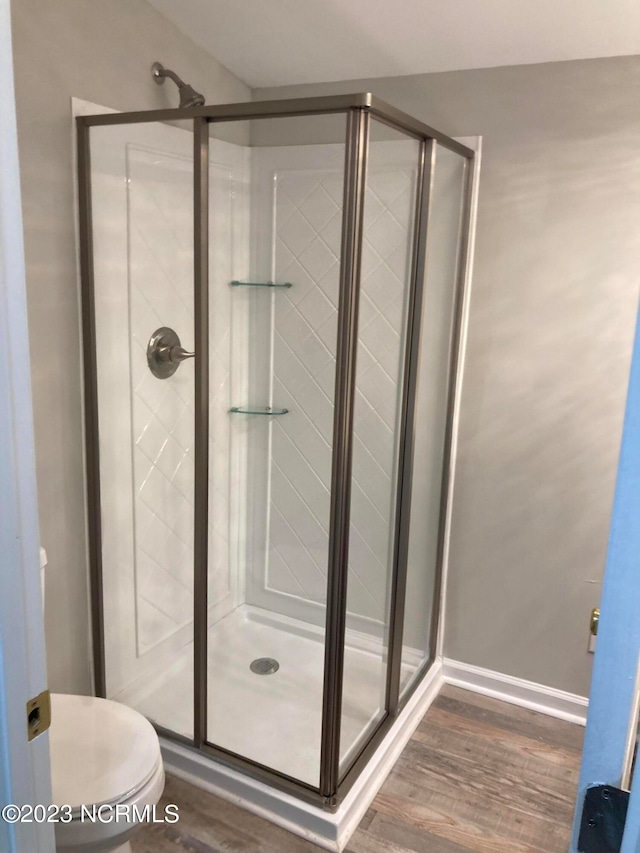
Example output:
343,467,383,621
77,93,475,810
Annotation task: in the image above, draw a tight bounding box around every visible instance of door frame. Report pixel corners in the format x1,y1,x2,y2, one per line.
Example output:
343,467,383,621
571,303,640,851
0,1,54,850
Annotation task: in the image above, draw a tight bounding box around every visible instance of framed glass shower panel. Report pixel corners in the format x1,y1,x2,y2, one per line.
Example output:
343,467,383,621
86,119,196,738
339,119,422,776
399,145,469,698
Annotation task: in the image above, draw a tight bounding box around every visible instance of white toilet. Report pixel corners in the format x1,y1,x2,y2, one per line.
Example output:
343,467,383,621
41,549,165,852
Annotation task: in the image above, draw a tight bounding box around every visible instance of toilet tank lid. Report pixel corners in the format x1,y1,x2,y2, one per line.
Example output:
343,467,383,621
49,693,161,811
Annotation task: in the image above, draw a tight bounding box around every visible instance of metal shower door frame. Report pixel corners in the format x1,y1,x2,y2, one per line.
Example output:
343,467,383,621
76,93,476,809
192,117,209,749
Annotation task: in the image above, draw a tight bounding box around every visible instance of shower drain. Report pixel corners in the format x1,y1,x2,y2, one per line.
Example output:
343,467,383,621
250,657,280,675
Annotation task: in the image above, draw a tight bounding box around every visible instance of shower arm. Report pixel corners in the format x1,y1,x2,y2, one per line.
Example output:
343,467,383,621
152,64,186,90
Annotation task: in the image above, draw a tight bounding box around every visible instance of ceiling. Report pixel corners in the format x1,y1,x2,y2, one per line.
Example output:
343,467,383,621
147,0,640,89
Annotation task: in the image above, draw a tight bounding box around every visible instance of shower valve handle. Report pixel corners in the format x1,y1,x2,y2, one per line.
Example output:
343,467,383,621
147,327,194,379
160,344,195,364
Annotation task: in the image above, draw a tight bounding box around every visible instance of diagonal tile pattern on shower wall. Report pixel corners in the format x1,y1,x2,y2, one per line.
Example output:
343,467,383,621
128,145,243,656
251,144,416,633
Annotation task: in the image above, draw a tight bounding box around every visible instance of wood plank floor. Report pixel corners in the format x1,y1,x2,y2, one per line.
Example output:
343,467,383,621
132,685,583,853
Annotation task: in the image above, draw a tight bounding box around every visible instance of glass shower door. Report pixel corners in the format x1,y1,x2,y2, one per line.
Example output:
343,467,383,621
205,114,348,788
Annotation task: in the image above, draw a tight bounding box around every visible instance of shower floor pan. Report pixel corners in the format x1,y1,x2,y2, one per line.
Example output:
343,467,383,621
117,605,416,783
113,605,442,850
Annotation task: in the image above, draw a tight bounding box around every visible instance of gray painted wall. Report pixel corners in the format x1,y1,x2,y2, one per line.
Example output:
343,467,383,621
256,56,640,696
10,0,250,694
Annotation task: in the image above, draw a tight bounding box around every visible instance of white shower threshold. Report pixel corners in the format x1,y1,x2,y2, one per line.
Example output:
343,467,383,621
161,657,443,852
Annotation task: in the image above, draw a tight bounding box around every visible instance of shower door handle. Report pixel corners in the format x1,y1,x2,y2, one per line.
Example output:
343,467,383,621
147,327,194,379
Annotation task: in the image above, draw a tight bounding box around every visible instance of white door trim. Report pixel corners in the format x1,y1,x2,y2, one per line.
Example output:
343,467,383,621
0,1,54,849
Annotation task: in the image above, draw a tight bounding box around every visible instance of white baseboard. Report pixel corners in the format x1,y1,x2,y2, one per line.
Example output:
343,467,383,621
161,660,443,852
442,658,588,726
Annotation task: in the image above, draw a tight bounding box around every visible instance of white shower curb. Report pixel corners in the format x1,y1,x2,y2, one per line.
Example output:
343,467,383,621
161,658,443,852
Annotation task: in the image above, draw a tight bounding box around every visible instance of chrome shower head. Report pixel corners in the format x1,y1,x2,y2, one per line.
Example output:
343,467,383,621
151,61,205,108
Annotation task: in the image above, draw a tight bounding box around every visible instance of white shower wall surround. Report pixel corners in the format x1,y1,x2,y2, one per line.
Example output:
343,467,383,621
92,116,423,702
129,146,199,654
129,143,255,653
92,120,249,698
249,143,418,636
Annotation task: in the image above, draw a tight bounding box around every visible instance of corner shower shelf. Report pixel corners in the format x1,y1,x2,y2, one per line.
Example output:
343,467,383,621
230,280,293,289
229,406,289,416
